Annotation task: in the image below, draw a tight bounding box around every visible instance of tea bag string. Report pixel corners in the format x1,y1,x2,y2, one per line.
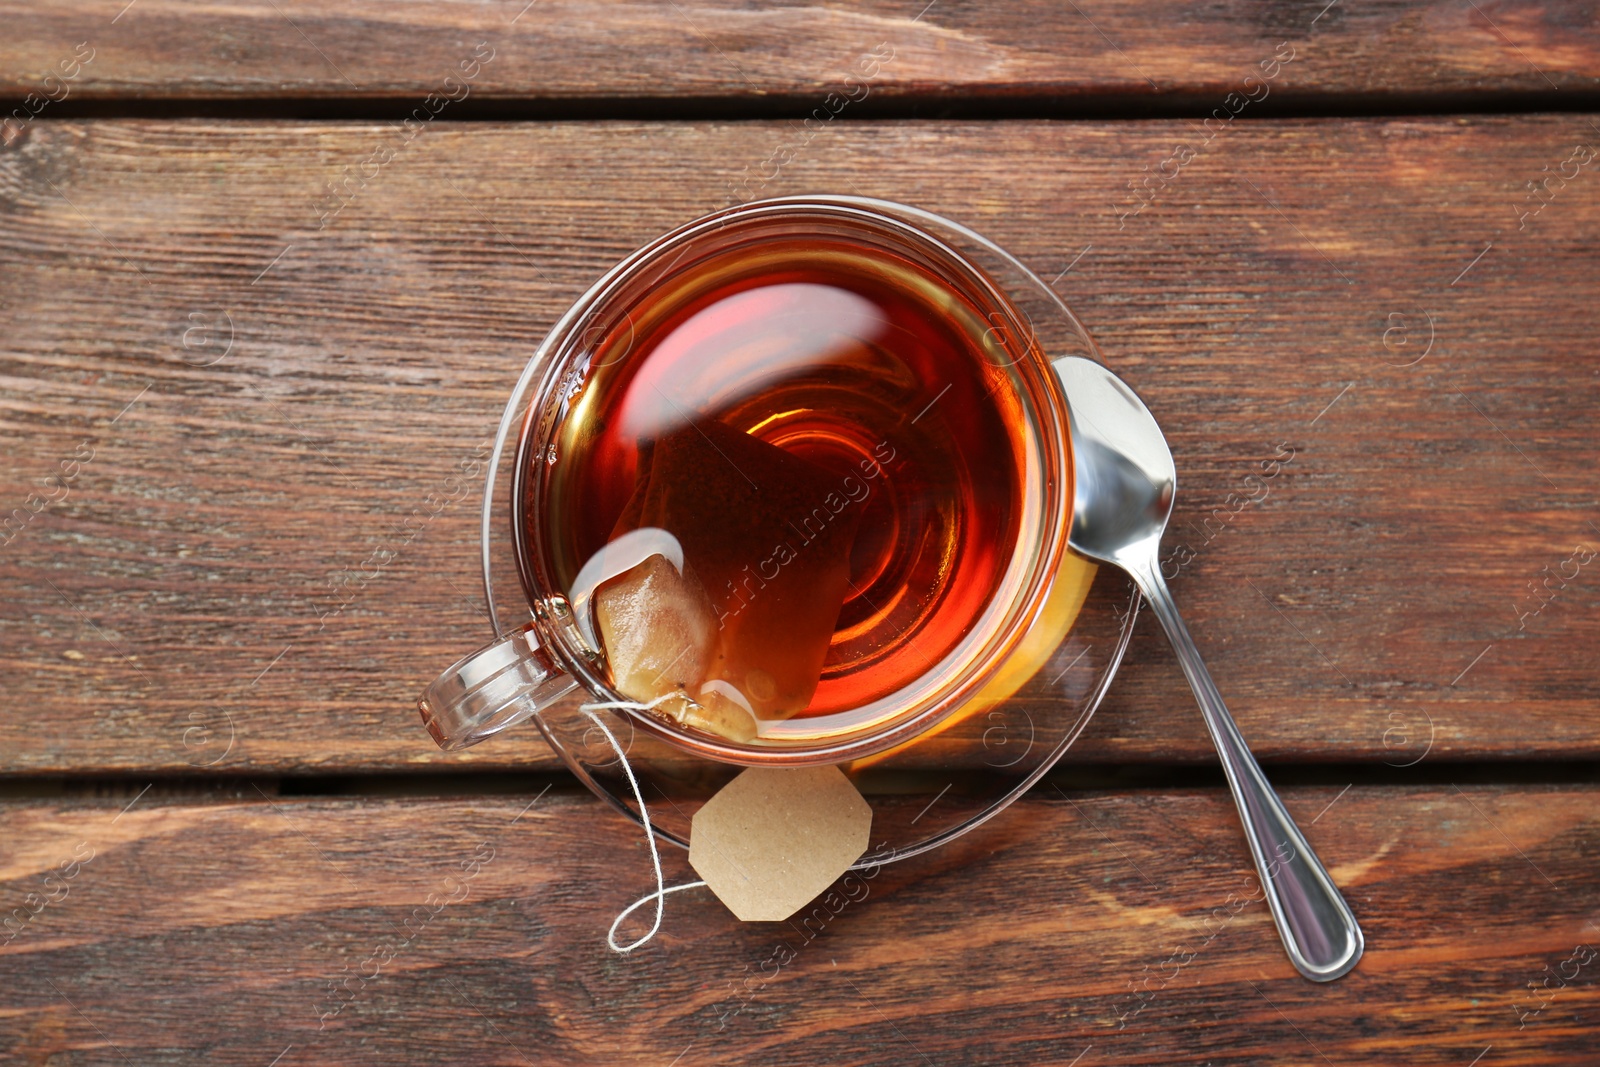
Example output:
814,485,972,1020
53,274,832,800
577,700,707,954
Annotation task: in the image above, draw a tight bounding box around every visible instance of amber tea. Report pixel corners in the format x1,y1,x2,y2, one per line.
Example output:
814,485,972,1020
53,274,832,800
528,218,1043,745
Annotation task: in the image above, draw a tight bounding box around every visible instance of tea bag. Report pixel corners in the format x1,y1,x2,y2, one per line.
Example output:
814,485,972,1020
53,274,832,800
594,554,716,710
589,419,863,741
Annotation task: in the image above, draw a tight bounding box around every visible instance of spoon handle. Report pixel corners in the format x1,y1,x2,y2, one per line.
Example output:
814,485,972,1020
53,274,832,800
1123,551,1364,982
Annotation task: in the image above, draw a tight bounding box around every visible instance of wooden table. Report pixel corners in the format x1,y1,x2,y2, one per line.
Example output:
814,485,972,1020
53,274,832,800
4,3,1599,1063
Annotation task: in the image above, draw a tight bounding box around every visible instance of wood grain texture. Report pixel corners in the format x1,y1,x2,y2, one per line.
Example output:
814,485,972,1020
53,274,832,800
0,0,1596,106
2,784,1597,1064
2,117,1599,774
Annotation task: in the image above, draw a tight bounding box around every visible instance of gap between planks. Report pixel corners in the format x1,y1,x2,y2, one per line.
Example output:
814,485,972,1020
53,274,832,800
24,87,1600,124
0,760,1594,804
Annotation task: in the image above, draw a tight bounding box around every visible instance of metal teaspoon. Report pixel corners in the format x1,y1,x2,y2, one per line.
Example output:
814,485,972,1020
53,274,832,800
1052,355,1363,982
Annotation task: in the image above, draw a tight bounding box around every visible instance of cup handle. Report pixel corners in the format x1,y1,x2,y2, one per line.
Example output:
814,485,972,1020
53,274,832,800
419,622,581,750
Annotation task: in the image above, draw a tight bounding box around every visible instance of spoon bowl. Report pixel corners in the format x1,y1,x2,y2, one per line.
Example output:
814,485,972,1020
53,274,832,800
1055,359,1177,567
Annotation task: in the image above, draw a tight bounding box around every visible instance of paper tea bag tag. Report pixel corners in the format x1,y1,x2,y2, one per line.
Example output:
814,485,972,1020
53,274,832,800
689,766,871,922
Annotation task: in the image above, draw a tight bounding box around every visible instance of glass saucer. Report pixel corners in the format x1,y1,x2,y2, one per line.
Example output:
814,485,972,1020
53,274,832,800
474,196,1139,867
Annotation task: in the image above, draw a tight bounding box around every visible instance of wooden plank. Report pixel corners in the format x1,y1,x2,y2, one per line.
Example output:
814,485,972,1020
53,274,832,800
1,784,1597,1063
2,117,1599,774
0,0,1597,108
